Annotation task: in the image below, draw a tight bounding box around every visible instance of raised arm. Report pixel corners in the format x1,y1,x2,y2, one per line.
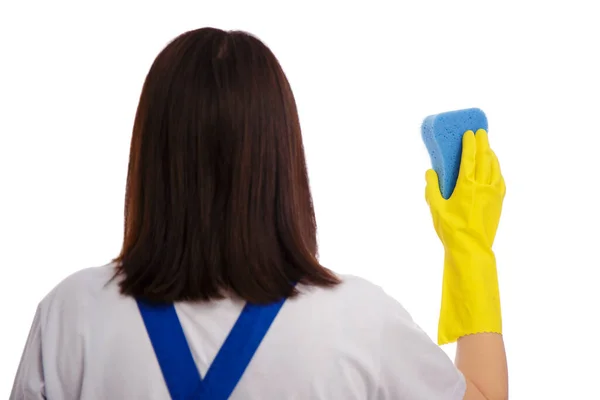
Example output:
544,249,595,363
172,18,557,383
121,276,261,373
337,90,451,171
425,130,508,400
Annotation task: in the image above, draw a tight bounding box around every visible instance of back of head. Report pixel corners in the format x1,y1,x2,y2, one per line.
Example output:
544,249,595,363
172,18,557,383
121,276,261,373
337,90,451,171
114,27,339,304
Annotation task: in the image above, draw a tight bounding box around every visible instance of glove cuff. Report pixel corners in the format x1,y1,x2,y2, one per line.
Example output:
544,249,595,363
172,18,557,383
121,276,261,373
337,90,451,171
437,246,502,345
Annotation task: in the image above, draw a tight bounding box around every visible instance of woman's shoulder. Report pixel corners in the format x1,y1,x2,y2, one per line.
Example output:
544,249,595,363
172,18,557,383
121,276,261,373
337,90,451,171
38,263,119,314
331,274,391,303
294,273,413,324
300,273,399,304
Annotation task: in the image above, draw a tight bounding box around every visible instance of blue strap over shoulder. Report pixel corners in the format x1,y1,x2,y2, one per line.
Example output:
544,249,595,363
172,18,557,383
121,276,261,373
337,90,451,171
137,298,286,400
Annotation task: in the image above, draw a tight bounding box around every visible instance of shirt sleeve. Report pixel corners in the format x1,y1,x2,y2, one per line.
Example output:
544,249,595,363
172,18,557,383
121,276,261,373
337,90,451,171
375,293,466,400
10,305,46,400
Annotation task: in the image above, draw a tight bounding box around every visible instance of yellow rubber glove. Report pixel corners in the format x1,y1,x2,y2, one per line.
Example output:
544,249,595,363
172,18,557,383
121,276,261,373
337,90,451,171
425,129,506,345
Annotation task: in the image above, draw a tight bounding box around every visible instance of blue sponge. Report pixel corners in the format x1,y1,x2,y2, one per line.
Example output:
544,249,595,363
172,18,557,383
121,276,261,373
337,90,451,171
421,108,488,199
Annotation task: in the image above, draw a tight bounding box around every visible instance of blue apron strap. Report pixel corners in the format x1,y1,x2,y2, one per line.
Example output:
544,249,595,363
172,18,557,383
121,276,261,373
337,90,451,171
201,299,286,399
137,298,286,400
136,300,202,399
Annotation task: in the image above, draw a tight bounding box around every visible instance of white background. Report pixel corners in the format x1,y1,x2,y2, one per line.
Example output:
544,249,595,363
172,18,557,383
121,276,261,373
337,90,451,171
1,0,599,398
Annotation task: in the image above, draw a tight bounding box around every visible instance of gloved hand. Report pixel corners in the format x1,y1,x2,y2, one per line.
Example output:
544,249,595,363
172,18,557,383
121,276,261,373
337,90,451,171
425,129,506,345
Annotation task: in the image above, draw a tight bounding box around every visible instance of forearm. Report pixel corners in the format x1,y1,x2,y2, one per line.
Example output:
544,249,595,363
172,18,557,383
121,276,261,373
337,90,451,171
441,245,508,399
438,245,502,345
456,333,508,400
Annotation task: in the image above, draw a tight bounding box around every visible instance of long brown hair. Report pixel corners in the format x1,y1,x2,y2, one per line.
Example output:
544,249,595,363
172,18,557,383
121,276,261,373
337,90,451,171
113,27,339,304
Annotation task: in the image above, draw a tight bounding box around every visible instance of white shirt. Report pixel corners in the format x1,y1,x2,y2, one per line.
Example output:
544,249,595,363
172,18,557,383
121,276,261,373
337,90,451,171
10,264,466,399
